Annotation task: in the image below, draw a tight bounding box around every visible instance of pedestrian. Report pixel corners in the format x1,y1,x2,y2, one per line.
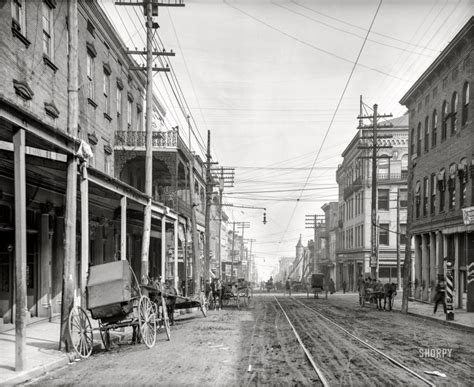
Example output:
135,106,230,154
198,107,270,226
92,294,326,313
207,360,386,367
342,280,347,294
433,277,447,315
329,278,335,294
285,278,291,296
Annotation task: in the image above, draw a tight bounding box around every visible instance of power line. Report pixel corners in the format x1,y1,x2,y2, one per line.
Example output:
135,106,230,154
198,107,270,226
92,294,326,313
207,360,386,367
277,0,384,245
223,0,409,82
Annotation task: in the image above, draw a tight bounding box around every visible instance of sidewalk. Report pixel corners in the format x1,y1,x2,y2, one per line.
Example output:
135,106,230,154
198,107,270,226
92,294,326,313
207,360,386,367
0,316,73,385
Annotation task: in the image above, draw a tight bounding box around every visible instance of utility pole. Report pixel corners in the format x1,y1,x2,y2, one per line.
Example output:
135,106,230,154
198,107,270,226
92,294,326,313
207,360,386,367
357,102,392,280
396,188,401,290
228,221,250,281
116,0,181,283
61,0,78,353
187,116,201,294
212,167,235,279
305,214,325,274
204,130,214,283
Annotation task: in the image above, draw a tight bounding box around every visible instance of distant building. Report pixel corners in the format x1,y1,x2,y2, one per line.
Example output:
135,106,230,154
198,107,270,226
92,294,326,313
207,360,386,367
336,114,409,290
321,202,338,286
399,17,473,311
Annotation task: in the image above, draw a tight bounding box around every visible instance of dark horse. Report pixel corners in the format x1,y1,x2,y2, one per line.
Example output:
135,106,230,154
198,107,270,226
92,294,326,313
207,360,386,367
383,283,397,311
370,282,397,310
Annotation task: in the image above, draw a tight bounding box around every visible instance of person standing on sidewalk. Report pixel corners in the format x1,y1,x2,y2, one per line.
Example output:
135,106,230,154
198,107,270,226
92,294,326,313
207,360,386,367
433,276,447,315
342,280,347,294
285,278,291,296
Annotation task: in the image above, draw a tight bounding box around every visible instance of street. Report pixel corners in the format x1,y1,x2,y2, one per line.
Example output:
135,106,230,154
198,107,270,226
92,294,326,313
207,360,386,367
29,294,473,386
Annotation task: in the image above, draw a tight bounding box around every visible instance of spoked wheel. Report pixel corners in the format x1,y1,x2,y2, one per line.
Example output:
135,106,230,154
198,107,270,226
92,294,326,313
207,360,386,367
99,321,111,351
138,296,156,348
68,306,93,358
200,292,208,317
160,295,171,341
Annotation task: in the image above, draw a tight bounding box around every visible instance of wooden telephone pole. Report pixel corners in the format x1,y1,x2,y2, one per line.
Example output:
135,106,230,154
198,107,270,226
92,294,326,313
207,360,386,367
116,0,181,282
60,0,79,353
357,102,392,280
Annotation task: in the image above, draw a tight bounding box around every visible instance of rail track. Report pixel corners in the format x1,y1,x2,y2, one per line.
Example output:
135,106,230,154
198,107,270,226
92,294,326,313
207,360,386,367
274,296,436,386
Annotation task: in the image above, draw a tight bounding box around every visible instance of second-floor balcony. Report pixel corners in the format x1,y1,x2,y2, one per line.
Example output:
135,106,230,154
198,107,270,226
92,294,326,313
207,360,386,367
115,129,178,151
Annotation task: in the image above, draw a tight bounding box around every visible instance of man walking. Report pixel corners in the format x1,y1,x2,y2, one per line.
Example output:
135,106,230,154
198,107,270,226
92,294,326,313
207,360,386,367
433,276,447,315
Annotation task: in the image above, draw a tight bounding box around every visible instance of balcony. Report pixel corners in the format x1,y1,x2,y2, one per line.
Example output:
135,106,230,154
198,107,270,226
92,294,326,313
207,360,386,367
115,129,178,151
376,171,408,182
343,177,363,200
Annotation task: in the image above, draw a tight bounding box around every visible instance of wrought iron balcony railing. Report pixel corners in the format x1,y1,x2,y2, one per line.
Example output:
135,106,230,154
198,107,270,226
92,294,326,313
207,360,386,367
115,129,178,149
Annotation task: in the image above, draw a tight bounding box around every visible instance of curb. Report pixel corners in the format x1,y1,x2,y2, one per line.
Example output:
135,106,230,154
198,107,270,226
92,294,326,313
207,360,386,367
0,353,73,386
403,310,474,333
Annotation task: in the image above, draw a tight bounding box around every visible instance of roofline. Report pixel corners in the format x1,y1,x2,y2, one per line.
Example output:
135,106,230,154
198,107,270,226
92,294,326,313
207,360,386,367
399,17,474,106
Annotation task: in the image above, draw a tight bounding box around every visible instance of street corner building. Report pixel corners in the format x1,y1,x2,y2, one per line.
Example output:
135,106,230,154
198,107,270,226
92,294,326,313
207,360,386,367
399,17,474,312
0,0,213,344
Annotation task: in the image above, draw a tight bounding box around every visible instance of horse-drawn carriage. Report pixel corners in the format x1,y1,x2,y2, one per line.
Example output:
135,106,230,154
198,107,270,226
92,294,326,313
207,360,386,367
307,273,325,298
68,260,170,358
221,279,252,309
359,280,397,310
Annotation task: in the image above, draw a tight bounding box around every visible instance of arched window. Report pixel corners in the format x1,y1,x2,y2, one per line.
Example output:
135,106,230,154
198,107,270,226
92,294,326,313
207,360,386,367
462,82,470,126
431,109,437,147
416,122,422,155
401,154,408,178
424,116,429,152
441,100,448,140
410,128,415,156
451,92,458,135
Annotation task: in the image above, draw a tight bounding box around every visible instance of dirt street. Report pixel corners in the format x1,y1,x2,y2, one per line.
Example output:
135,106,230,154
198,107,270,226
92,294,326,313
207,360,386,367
29,294,473,386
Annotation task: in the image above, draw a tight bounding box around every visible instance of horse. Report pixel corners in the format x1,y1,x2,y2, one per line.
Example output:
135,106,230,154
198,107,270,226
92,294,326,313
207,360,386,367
383,283,397,311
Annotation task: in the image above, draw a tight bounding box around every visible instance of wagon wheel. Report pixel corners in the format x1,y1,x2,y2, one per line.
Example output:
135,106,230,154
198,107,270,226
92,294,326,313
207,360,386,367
160,294,171,341
99,321,111,351
68,306,93,359
138,296,156,348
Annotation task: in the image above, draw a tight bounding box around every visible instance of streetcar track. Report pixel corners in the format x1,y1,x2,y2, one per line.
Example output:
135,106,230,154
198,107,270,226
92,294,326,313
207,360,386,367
274,296,330,387
277,296,436,386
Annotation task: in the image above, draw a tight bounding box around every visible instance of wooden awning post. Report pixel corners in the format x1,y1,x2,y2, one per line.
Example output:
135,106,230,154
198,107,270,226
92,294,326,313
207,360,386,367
174,219,178,290
161,216,166,282
13,127,27,372
120,196,127,261
80,164,89,302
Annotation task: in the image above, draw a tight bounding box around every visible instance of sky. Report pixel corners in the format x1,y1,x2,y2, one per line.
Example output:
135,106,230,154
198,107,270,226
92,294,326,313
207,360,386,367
101,0,473,281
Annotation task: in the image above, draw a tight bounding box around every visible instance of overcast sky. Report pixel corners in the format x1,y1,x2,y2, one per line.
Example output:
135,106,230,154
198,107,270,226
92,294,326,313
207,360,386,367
101,0,473,280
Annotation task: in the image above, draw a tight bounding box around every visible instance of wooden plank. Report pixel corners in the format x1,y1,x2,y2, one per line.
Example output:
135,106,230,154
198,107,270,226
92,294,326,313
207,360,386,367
13,127,27,372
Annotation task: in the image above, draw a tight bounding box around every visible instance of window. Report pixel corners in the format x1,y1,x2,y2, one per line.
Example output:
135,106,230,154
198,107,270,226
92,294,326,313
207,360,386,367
127,98,132,128
451,92,458,135
104,153,111,175
424,116,429,152
430,174,436,214
116,88,122,116
462,82,469,126
11,0,25,33
379,223,389,246
378,189,389,211
137,105,143,131
103,71,110,115
399,188,408,208
441,101,448,140
401,154,408,178
423,177,428,216
42,1,53,57
415,181,421,218
438,170,445,213
416,122,422,155
459,159,467,207
86,53,95,100
432,110,437,147
400,224,407,246
448,165,456,210
410,128,415,156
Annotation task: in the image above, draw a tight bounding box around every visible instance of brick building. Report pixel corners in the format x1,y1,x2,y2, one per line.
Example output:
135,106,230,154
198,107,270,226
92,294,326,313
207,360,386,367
399,17,473,311
0,0,211,329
